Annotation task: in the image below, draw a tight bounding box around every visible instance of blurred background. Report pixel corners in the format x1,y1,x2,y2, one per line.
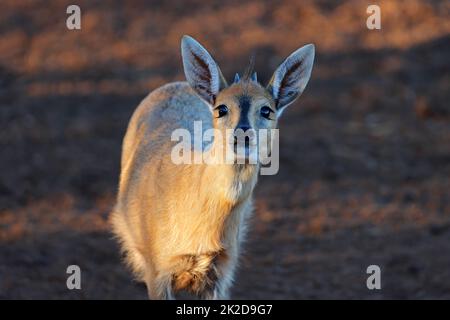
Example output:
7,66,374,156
0,0,449,299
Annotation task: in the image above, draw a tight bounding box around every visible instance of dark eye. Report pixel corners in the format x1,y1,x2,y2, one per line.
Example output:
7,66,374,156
215,104,228,118
260,106,274,119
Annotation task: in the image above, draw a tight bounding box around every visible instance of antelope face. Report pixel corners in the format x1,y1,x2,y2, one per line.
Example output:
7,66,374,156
213,81,277,162
181,35,315,164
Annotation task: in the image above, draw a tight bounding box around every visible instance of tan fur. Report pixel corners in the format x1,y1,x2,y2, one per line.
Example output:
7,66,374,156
111,82,261,299
110,36,314,299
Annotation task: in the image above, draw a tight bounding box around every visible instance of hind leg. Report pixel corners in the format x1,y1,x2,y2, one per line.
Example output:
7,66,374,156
201,267,234,300
211,254,238,300
198,249,238,300
144,265,174,300
146,282,174,300
202,285,229,300
170,251,229,299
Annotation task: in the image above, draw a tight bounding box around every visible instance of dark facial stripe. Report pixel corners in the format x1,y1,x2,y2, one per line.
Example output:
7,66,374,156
237,95,252,129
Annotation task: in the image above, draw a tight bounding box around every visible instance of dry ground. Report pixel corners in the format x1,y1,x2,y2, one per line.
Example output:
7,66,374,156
0,0,449,299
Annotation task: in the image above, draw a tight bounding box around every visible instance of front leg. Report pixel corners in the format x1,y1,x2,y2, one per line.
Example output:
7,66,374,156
210,201,252,300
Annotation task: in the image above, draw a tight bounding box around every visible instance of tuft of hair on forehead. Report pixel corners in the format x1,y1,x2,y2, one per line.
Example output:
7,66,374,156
233,54,259,85
242,54,255,81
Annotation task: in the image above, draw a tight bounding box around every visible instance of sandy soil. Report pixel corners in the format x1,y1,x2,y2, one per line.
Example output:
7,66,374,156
0,0,449,299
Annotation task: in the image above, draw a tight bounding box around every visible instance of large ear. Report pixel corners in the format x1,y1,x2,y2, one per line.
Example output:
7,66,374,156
181,35,227,105
267,44,315,115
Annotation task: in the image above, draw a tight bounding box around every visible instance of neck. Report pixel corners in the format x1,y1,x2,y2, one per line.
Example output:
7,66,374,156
201,137,259,203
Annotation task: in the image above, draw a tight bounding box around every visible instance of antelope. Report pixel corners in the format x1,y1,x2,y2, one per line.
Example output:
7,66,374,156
110,35,315,299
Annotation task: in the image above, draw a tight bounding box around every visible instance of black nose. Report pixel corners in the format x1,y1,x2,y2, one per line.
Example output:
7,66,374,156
237,125,251,132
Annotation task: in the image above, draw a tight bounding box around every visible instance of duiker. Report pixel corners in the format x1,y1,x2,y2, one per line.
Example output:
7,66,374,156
110,35,314,299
